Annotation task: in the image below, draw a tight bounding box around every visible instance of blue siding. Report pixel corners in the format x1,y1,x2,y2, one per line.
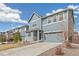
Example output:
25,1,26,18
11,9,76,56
29,18,42,30
42,11,68,42
30,14,40,21
27,13,42,41
43,20,67,32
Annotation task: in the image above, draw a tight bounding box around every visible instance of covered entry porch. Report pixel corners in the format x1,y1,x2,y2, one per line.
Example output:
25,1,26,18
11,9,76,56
26,29,43,42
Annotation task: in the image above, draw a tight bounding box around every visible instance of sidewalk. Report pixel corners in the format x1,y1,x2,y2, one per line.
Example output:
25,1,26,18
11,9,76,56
0,42,61,56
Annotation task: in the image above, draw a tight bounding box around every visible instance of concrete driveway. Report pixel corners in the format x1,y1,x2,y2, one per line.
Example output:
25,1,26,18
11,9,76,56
0,42,61,56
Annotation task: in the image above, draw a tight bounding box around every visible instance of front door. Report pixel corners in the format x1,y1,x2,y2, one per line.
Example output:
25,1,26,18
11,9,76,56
39,30,43,41
39,31,41,40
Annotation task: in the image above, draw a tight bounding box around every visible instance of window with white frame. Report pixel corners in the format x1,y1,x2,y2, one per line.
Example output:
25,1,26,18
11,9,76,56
59,12,63,21
32,23,36,27
53,15,56,22
48,17,52,23
28,32,31,36
64,11,67,20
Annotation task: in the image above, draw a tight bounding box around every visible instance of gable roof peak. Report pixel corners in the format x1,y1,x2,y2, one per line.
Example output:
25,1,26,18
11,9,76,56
28,12,42,22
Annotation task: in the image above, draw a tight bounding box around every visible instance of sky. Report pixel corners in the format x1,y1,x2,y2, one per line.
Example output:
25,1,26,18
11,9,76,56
0,3,79,32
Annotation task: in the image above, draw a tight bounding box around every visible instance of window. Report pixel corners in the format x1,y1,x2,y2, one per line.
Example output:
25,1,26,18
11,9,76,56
64,11,67,20
33,23,36,27
28,32,31,36
26,26,29,30
59,12,63,21
48,17,52,23
48,20,51,23
53,15,56,22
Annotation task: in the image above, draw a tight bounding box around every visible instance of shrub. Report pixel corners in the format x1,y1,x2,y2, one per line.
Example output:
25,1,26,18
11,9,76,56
63,41,72,48
0,35,6,42
54,47,64,55
13,31,22,43
68,36,72,42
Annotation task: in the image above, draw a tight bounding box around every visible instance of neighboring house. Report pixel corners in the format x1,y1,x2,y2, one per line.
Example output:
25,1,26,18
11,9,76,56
4,25,28,42
72,32,79,44
18,26,28,41
5,30,13,41
0,32,6,42
26,8,74,43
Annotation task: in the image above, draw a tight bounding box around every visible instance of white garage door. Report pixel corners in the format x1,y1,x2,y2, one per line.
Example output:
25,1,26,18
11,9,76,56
45,33,64,42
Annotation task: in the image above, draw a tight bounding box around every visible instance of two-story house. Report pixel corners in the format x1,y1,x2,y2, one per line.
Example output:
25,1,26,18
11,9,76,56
26,8,74,43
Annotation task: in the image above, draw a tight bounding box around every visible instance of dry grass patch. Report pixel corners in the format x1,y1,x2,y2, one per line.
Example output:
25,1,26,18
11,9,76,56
0,41,37,51
0,43,23,51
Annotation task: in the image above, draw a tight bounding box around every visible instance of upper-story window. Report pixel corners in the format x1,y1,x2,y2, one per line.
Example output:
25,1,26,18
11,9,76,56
33,23,36,27
47,15,57,23
64,11,67,20
48,17,52,23
48,19,51,23
53,15,56,22
28,32,31,36
58,12,63,21
26,26,29,30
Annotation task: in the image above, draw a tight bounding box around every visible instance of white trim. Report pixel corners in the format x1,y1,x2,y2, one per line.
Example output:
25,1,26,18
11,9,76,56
57,13,59,21
44,30,64,33
63,12,64,21
30,18,41,23
66,10,68,41
37,31,39,41
43,20,66,26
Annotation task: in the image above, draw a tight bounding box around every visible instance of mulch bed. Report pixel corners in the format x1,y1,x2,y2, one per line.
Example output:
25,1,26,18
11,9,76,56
39,43,79,56
39,45,62,56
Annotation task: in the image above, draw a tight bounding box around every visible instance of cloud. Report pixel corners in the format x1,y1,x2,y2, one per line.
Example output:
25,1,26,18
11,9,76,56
67,5,79,10
74,10,79,14
46,4,79,18
52,10,56,13
6,13,20,19
0,3,28,24
46,9,64,16
46,13,51,16
74,15,77,18
67,5,79,15
55,9,64,13
0,17,28,24
0,3,22,14
0,3,6,8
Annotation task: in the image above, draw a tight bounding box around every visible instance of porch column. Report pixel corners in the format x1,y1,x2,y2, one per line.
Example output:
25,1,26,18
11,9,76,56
37,31,39,41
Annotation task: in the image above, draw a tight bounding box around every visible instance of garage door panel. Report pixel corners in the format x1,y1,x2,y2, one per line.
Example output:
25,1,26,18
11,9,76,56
45,33,64,42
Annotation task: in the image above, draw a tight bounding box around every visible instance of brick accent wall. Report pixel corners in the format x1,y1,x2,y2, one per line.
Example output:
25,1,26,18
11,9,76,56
72,32,79,44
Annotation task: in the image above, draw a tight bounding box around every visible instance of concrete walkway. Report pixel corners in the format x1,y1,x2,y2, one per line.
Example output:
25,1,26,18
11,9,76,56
0,42,61,56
